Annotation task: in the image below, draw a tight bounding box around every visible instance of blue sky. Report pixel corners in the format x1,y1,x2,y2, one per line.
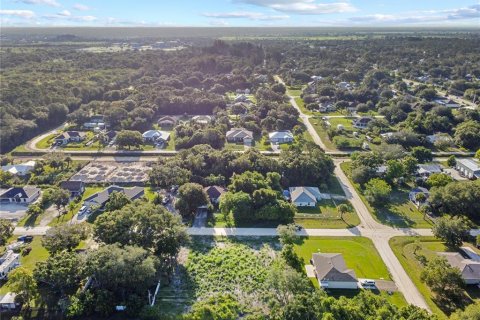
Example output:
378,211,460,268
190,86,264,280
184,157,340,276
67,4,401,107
1,0,479,27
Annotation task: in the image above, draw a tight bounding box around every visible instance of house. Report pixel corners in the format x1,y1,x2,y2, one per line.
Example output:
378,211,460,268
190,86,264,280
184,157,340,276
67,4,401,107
0,292,17,310
54,131,86,145
1,160,36,176
408,187,430,207
235,88,250,94
142,130,171,143
226,128,253,146
416,164,443,178
319,103,336,113
289,187,322,207
192,115,213,124
0,186,41,204
434,98,460,108
269,131,294,144
157,116,177,127
426,133,453,145
375,165,387,176
456,159,480,180
234,94,250,103
380,132,395,140
60,180,85,198
83,185,144,209
204,186,226,204
352,117,372,129
83,116,106,130
0,250,20,280
337,82,352,90
311,253,358,289
438,252,480,285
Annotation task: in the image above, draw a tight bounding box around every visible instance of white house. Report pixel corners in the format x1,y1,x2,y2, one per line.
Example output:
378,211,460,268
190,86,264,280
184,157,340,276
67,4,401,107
289,187,322,207
311,253,358,289
0,250,20,280
426,133,453,145
1,160,36,176
192,115,213,124
142,130,171,143
434,98,460,108
456,159,480,180
268,131,294,144
0,186,41,204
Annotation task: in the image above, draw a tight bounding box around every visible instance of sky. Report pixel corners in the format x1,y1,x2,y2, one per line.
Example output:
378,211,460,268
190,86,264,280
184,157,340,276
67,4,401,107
0,0,479,27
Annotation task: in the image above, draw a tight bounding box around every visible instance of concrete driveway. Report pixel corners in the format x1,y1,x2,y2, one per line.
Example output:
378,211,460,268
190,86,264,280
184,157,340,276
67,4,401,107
0,203,29,221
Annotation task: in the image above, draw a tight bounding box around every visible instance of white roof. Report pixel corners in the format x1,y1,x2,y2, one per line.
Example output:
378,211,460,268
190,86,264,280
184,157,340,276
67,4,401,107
142,130,170,140
268,131,293,139
0,292,16,304
457,158,480,171
1,161,36,175
226,128,253,139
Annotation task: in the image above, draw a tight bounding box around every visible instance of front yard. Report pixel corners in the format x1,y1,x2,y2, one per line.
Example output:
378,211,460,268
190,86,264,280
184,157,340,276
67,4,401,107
294,236,392,281
295,199,360,228
389,236,480,319
340,162,434,228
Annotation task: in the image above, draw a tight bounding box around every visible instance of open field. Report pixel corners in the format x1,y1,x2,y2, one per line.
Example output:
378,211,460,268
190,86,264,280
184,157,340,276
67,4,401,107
389,236,480,318
295,199,360,228
70,161,152,184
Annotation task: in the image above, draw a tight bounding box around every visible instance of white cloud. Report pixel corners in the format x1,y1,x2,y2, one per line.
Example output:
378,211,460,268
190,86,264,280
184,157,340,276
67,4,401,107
351,5,480,25
236,0,356,15
58,10,71,16
17,0,60,7
73,15,96,21
73,3,90,11
0,9,35,18
203,11,289,21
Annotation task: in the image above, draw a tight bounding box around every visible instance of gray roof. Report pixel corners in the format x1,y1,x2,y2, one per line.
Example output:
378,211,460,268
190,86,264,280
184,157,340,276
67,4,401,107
226,128,253,140
60,180,84,192
417,164,442,174
0,186,40,199
289,187,322,203
438,252,480,281
84,185,144,206
312,253,357,282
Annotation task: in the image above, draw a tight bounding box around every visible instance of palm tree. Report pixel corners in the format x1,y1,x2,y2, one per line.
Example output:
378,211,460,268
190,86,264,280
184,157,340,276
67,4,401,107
337,203,350,220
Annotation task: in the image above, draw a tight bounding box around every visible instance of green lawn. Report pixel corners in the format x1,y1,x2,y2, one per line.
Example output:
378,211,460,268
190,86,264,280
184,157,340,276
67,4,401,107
295,199,360,229
340,162,434,228
48,186,104,226
0,237,49,295
294,236,391,280
35,133,56,149
225,142,246,151
389,237,480,318
308,117,337,150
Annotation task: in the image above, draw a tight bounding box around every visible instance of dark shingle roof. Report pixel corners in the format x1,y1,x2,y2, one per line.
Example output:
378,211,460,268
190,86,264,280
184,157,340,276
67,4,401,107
60,181,85,192
204,186,226,199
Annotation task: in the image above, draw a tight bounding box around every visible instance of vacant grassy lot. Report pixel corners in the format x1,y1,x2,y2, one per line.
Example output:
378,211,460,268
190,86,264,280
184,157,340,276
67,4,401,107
389,237,480,319
340,162,434,228
294,236,391,280
295,199,360,228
